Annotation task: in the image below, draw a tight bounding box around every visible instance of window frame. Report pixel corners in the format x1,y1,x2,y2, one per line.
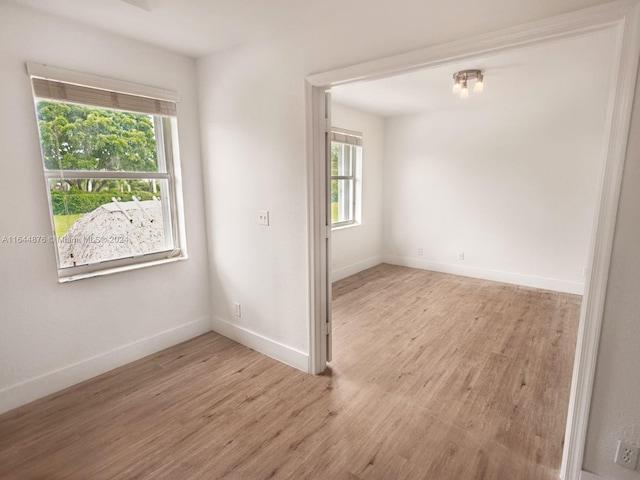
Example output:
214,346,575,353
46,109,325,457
27,63,188,282
330,128,362,229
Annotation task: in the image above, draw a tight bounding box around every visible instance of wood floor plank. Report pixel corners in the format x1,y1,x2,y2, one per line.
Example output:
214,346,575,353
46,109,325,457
0,264,579,479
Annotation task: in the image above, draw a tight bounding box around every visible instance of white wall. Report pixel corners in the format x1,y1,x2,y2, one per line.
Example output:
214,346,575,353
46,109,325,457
196,1,611,369
0,2,638,476
330,103,384,282
582,70,640,480
0,2,211,413
197,38,311,370
196,2,640,478
381,34,614,295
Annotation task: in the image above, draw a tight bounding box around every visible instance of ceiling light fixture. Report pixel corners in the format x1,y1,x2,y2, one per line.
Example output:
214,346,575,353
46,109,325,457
452,70,484,98
474,73,484,93
460,79,469,99
452,77,461,94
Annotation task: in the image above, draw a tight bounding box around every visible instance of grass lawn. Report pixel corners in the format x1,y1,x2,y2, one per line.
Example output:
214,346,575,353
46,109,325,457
331,202,338,223
54,213,83,238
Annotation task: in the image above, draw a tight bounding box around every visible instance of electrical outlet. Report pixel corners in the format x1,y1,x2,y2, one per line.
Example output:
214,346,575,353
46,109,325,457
258,210,269,226
615,440,639,470
458,251,465,260
234,303,242,318
417,248,423,256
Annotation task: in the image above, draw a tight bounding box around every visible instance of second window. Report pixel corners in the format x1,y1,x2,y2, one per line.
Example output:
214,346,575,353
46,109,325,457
331,130,362,228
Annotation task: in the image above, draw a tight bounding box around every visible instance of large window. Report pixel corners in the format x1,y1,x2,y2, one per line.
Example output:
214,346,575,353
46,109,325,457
28,65,186,281
331,130,362,227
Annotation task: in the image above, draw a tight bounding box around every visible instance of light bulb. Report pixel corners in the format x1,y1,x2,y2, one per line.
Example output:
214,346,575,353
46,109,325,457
452,78,461,94
460,80,469,99
474,74,484,93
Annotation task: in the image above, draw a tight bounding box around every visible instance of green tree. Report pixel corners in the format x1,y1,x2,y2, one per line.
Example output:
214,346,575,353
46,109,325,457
37,101,158,191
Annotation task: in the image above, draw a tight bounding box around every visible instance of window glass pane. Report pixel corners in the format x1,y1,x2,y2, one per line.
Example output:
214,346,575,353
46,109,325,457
331,179,339,223
340,144,350,176
50,178,173,268
331,140,360,225
332,178,354,224
331,143,356,176
36,100,160,173
343,144,353,176
331,142,355,177
331,144,339,176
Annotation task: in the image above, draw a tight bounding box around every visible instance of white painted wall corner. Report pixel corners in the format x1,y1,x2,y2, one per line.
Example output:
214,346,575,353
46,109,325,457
331,256,382,282
0,316,211,415
383,255,584,295
580,470,604,480
211,317,309,372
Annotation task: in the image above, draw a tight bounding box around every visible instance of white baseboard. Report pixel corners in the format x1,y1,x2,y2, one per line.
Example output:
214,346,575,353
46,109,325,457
580,471,603,480
383,255,584,295
332,256,383,282
0,316,211,415
211,316,309,373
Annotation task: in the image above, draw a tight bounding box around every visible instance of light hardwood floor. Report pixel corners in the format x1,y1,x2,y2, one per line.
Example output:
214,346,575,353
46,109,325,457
0,264,580,479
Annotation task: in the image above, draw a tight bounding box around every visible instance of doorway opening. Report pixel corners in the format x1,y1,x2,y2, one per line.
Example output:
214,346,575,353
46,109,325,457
306,4,640,480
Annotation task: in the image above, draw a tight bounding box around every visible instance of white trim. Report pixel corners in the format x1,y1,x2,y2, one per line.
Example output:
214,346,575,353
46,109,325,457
26,62,180,102
562,3,640,479
332,256,383,283
307,1,633,88
59,255,187,283
580,471,603,480
306,2,640,480
305,81,317,374
211,317,309,373
0,316,210,415
306,83,330,374
383,255,584,295
331,222,360,232
44,170,171,180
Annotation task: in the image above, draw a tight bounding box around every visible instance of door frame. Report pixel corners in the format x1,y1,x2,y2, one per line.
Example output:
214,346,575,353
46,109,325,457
305,1,640,479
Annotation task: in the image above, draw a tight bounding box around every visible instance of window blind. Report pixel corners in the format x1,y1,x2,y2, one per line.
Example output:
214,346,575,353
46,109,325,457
31,78,177,117
331,130,362,146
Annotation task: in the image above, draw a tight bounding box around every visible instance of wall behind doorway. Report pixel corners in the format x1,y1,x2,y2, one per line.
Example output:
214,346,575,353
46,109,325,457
376,37,618,295
330,103,385,282
328,29,617,295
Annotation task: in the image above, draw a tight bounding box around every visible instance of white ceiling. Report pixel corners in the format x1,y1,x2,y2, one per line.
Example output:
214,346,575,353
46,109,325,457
6,0,332,57
6,0,612,58
330,29,617,118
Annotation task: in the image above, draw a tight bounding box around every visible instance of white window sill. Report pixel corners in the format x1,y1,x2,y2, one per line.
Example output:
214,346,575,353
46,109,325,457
59,254,188,283
332,222,360,232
